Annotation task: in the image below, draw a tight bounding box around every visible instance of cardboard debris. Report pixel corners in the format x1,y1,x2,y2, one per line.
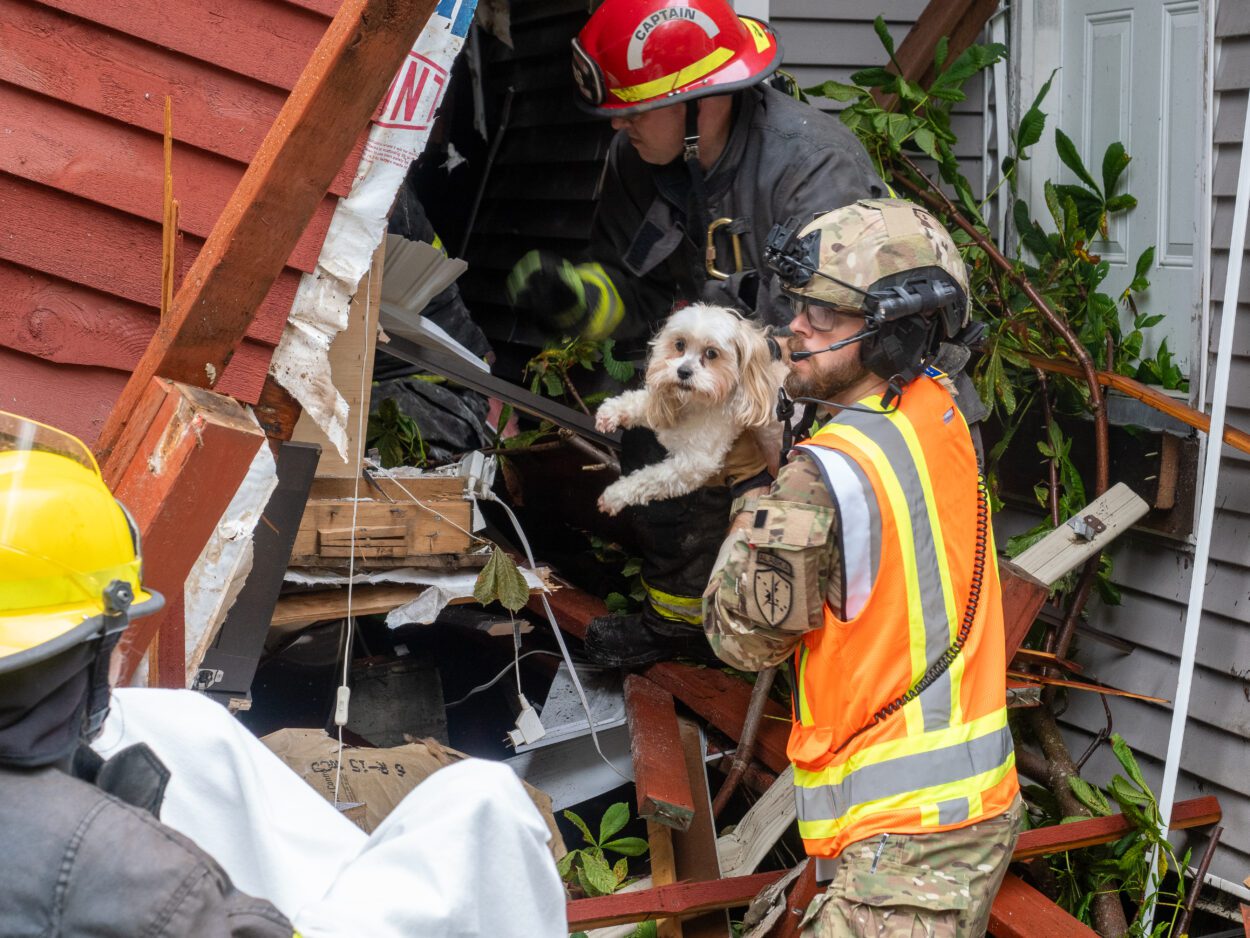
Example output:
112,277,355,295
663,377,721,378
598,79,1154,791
260,727,565,860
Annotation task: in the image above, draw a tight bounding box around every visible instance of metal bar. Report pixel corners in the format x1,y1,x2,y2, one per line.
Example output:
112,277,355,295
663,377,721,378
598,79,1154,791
379,332,622,451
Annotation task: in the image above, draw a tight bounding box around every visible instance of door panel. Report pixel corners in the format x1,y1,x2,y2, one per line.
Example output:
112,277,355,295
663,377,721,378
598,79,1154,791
1060,0,1202,372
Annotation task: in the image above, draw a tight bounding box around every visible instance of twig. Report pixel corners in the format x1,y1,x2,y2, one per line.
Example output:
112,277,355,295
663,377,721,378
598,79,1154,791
560,368,592,416
892,155,1109,497
558,428,621,475
477,440,565,457
1034,367,1061,528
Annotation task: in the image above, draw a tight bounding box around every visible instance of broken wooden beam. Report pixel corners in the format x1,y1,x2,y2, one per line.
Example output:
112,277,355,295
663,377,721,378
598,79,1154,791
673,718,731,937
109,378,265,684
999,561,1049,660
988,874,1099,938
768,861,820,938
1013,795,1221,861
94,0,439,472
624,674,695,831
567,871,784,931
644,662,791,776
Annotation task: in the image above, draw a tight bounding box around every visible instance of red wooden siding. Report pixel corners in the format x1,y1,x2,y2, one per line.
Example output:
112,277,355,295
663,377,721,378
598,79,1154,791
0,0,370,443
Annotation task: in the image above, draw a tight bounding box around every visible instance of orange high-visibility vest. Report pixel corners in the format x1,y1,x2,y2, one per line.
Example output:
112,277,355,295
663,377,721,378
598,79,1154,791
786,373,1018,867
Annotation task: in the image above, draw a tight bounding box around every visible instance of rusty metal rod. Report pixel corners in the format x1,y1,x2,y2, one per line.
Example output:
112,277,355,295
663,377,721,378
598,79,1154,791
712,665,777,817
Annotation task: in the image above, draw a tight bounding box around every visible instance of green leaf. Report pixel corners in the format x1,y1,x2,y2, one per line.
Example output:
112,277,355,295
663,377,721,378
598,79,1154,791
1104,193,1137,214
1134,246,1156,282
1016,70,1057,153
473,547,531,612
1109,776,1152,808
873,15,894,57
613,856,629,884
914,128,939,160
1055,129,1101,193
850,66,895,88
564,809,595,847
1102,141,1131,195
632,922,658,938
1043,180,1066,235
581,850,620,897
542,372,564,397
601,339,636,383
804,80,864,102
934,35,949,70
1138,314,1164,329
1111,734,1151,794
556,849,578,880
599,802,629,843
927,85,966,102
604,591,631,614
1069,775,1113,816
602,836,651,857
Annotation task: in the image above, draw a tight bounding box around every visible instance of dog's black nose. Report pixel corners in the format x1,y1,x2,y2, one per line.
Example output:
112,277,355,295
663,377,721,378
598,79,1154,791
676,365,693,381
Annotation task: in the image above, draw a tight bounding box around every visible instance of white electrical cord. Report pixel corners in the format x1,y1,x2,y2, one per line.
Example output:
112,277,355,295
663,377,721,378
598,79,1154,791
332,266,374,807
481,489,632,784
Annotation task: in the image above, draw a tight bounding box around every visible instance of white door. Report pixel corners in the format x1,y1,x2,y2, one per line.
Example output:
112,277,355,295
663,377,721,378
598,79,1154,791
1021,0,1205,375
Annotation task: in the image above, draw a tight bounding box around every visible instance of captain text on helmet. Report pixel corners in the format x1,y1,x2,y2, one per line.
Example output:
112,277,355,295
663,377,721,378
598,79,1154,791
507,0,886,344
703,200,1022,937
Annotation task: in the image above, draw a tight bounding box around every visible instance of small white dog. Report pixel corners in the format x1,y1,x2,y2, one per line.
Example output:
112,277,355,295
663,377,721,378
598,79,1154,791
595,303,787,516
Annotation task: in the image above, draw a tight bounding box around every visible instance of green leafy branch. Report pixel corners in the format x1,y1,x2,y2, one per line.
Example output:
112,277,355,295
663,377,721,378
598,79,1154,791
557,802,649,899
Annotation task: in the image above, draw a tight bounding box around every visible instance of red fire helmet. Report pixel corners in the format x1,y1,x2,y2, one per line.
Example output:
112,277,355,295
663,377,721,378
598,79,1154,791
572,0,783,115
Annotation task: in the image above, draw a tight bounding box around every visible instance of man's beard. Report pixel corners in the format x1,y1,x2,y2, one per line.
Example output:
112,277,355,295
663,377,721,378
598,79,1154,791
785,339,873,401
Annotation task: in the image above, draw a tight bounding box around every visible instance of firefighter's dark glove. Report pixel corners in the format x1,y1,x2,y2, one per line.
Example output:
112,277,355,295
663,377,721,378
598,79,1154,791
507,251,623,339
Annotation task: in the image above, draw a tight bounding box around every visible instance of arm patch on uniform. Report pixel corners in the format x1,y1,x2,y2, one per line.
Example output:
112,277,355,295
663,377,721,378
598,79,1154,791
753,556,793,626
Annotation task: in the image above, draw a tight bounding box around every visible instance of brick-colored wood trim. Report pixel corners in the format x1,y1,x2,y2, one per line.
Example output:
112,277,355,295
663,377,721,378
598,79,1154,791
625,675,696,831
988,874,1100,937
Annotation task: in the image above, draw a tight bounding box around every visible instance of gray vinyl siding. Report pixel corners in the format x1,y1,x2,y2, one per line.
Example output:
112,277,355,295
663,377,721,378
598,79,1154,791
997,0,1250,888
770,0,988,197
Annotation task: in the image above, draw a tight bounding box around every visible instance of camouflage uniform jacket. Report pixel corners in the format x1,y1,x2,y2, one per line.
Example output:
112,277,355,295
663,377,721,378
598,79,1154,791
702,451,840,669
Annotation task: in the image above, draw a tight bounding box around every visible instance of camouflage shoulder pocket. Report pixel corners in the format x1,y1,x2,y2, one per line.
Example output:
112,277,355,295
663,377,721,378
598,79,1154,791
739,498,832,633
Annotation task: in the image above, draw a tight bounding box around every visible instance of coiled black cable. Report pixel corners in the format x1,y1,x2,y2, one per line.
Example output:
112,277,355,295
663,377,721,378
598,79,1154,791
831,472,990,754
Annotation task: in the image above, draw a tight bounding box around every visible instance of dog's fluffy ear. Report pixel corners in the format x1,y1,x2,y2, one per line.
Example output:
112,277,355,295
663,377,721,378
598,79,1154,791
732,321,778,428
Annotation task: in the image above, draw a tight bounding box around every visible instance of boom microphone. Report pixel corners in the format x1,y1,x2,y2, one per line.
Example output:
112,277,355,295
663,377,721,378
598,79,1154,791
789,327,876,361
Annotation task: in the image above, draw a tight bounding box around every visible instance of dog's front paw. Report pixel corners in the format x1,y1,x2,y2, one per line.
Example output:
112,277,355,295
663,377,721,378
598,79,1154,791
595,399,630,434
597,484,630,516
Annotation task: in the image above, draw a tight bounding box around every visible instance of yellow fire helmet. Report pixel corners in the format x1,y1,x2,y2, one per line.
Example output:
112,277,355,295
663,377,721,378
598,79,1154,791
0,411,163,671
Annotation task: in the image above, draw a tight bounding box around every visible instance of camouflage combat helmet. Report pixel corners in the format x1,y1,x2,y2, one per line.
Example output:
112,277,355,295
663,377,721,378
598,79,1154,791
786,198,968,329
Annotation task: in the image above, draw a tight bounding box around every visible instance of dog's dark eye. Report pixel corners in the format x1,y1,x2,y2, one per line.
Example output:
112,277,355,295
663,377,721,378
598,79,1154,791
704,348,719,361
675,339,686,353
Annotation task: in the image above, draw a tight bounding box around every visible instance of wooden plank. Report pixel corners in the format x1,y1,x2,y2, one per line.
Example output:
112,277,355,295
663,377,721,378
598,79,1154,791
648,820,682,938
988,874,1099,938
717,765,796,878
888,0,999,91
1241,903,1250,938
109,378,266,684
1013,796,1221,861
93,0,441,472
309,475,465,501
999,561,1050,660
530,579,791,773
567,871,784,930
291,498,473,563
0,82,334,271
0,175,299,349
0,0,360,195
40,0,333,91
291,245,384,476
319,524,408,543
674,718,730,937
624,675,696,831
0,261,275,403
1011,483,1151,586
768,861,819,938
644,662,792,776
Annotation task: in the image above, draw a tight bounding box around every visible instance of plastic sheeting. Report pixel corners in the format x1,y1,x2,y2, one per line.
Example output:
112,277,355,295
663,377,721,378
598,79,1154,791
269,0,479,461
93,689,566,938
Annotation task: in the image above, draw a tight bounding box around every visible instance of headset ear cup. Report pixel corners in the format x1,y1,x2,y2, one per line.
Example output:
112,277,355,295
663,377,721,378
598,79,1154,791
863,317,936,382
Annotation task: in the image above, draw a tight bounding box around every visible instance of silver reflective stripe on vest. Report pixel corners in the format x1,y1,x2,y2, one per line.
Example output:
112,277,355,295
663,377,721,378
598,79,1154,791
795,446,879,618
793,724,1013,823
821,407,955,732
